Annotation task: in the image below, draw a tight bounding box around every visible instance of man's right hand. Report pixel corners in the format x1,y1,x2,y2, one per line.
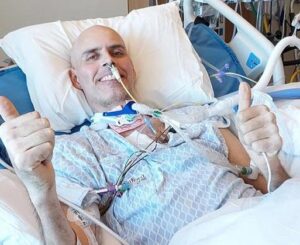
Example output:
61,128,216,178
0,96,55,201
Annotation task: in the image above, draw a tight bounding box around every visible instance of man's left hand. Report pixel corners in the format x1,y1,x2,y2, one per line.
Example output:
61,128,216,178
236,82,282,155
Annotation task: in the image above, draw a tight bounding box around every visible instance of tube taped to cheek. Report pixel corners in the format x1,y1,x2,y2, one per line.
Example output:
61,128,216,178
252,91,296,176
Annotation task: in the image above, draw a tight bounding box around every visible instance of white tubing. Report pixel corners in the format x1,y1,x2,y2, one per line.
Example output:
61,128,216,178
255,36,300,90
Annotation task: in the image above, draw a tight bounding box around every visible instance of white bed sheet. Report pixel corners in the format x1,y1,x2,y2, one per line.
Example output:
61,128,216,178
170,178,300,245
276,100,300,177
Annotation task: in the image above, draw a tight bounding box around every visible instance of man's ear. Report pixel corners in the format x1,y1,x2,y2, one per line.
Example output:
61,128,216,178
69,69,82,90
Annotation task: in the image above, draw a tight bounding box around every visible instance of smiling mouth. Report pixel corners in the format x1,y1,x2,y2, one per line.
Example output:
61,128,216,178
99,74,115,82
98,74,125,83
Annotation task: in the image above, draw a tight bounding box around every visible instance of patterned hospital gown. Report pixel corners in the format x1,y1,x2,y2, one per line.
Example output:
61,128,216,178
52,117,260,245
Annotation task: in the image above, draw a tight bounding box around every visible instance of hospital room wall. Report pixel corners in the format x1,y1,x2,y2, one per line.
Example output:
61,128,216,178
128,0,149,11
0,0,128,64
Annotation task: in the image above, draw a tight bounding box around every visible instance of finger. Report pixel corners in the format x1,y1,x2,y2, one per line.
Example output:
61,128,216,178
8,128,54,154
0,111,41,130
14,142,53,171
1,117,50,139
0,96,19,121
238,82,251,112
243,125,279,145
237,105,269,124
239,111,275,134
251,135,282,153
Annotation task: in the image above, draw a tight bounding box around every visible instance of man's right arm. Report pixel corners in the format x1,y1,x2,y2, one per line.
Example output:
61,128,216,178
31,186,77,245
0,96,77,245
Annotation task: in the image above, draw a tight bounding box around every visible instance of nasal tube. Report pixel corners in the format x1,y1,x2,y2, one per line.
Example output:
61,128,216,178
108,64,137,102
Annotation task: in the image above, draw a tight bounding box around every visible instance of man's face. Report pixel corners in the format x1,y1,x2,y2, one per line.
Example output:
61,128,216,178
70,26,136,113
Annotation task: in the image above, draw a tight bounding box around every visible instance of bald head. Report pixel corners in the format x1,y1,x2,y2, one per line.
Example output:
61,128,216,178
68,25,136,113
70,25,125,68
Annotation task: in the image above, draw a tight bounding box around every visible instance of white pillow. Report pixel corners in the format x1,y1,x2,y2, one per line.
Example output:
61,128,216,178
1,2,214,132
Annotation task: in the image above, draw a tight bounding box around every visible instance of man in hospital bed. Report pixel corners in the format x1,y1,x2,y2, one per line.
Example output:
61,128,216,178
0,26,290,245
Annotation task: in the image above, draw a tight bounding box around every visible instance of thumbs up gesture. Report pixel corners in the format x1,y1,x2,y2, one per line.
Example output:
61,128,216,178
236,83,282,155
0,96,55,200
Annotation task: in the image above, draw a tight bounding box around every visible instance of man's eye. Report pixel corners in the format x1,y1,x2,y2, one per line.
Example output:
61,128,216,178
86,54,99,61
112,50,125,57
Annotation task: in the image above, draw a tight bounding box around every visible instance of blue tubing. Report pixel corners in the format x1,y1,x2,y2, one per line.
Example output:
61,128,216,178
268,88,300,101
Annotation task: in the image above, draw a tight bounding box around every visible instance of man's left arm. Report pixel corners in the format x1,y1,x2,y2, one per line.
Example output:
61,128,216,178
221,83,289,192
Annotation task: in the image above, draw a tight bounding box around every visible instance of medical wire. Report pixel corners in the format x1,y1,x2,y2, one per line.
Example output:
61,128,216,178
210,72,258,85
97,126,171,215
201,58,258,85
201,56,219,72
115,125,171,187
262,152,272,193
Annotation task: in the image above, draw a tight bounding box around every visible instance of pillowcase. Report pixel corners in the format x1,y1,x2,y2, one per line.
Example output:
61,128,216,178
1,2,214,132
186,21,247,98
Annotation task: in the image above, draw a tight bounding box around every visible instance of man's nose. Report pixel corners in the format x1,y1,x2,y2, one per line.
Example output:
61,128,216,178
101,51,114,67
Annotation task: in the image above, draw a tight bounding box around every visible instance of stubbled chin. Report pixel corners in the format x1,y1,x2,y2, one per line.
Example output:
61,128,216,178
97,79,132,103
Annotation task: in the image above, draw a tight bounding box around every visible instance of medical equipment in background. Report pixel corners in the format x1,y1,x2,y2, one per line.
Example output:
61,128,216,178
181,0,300,82
182,0,297,40
182,0,285,85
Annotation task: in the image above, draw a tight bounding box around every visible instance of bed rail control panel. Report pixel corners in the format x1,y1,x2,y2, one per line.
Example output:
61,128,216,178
246,53,261,69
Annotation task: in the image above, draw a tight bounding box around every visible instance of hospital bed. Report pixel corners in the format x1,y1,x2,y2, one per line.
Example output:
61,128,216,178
0,0,300,244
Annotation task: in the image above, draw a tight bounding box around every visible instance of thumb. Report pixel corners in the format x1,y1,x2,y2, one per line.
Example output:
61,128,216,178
0,96,20,121
238,82,252,112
